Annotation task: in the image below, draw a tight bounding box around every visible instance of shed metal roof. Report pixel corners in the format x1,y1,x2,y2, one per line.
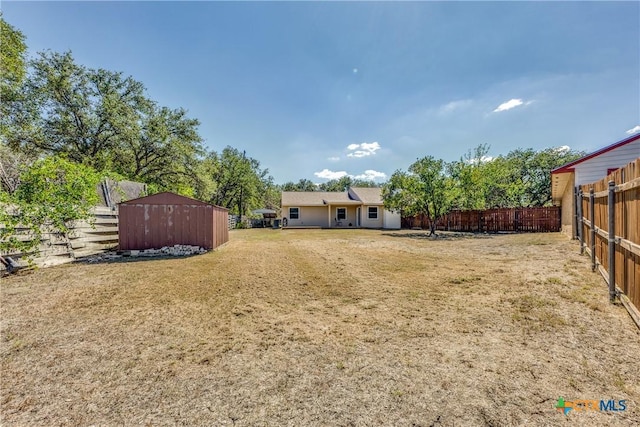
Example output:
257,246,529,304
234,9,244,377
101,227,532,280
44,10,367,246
119,192,228,209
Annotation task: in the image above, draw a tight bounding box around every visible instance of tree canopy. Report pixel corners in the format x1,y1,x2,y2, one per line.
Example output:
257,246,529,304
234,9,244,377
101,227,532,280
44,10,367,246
382,156,453,235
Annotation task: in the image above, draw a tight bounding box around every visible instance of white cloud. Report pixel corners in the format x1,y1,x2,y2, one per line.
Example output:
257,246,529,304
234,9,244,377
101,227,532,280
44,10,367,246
313,168,387,181
439,99,472,114
353,170,387,181
493,98,524,113
626,125,640,135
314,169,348,180
327,156,340,161
465,155,494,165
554,145,570,153
346,141,381,158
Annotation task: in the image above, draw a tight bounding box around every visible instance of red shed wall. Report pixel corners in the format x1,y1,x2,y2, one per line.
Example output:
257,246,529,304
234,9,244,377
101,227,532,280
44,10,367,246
212,207,229,249
119,203,219,250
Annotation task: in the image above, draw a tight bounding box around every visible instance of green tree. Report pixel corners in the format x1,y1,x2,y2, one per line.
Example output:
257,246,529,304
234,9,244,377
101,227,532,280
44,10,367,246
0,16,27,121
449,144,492,210
382,156,453,236
205,147,273,216
449,144,585,209
281,178,317,192
11,51,204,193
0,17,36,161
113,104,204,194
512,147,584,206
318,176,378,192
0,156,101,261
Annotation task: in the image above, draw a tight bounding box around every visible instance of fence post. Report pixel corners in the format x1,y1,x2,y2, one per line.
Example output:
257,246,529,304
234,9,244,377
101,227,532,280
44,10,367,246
589,188,595,271
577,189,584,254
608,180,616,303
573,187,579,240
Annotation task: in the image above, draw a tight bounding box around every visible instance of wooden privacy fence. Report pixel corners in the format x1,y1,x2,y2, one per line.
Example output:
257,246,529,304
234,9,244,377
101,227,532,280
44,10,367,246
578,158,640,327
0,206,119,270
402,207,561,233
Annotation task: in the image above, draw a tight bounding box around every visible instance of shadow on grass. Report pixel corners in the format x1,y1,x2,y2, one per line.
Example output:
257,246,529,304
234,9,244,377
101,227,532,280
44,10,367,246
382,230,495,241
74,252,207,266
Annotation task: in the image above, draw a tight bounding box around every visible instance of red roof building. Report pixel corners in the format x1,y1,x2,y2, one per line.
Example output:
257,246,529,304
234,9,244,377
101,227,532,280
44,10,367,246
551,133,640,235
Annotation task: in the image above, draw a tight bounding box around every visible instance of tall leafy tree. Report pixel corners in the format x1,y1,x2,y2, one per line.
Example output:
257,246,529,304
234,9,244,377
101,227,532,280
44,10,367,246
449,144,492,210
18,51,144,168
509,147,584,206
318,176,378,192
281,179,317,192
205,147,273,216
382,156,453,236
0,16,27,136
113,104,204,194
9,50,204,193
449,144,585,209
0,16,38,180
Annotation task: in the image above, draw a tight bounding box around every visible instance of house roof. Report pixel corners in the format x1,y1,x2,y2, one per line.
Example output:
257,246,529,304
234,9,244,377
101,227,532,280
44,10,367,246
281,191,360,206
281,187,384,206
350,187,383,204
551,133,640,175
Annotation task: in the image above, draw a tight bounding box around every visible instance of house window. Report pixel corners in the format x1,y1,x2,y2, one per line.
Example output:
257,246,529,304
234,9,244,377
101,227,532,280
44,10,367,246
336,207,346,220
368,206,378,219
289,207,299,219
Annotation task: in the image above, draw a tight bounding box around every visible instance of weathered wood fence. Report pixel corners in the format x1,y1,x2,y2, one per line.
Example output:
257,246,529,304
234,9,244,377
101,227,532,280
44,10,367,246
0,206,118,270
578,158,640,327
402,207,561,233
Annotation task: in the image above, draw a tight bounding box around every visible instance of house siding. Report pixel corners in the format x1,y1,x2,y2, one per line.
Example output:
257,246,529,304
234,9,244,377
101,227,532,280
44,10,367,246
560,172,575,235
331,206,358,227
573,140,640,185
360,205,383,228
282,206,328,227
383,210,402,229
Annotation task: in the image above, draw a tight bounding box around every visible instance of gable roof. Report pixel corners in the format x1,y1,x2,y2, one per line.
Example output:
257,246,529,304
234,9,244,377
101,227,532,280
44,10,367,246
281,191,360,206
281,187,383,206
349,187,383,204
119,191,227,209
551,133,640,174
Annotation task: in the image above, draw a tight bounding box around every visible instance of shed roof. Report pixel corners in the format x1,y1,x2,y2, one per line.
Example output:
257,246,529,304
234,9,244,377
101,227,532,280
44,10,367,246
119,192,228,209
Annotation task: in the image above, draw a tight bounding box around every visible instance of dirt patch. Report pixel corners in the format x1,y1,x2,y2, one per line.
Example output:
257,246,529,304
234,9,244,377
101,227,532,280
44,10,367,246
2,229,639,426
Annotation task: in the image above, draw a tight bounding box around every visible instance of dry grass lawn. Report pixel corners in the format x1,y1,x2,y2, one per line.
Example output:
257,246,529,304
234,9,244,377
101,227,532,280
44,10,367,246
2,229,640,426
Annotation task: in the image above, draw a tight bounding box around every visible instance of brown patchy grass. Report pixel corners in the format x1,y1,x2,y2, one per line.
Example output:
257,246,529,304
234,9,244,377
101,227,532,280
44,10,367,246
1,229,639,426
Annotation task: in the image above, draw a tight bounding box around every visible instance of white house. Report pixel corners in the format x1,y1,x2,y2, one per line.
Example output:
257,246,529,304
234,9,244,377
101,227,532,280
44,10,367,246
551,133,640,235
281,187,401,229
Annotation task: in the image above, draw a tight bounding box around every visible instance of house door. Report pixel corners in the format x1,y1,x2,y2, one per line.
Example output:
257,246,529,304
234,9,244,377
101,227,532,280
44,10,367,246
356,207,361,227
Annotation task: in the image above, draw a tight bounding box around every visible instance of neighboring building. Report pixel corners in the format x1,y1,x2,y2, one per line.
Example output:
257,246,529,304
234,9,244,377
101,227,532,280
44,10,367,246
281,187,401,229
551,133,640,235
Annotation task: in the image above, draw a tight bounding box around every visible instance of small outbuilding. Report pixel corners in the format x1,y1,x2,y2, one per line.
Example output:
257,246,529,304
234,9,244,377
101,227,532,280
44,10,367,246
118,192,229,251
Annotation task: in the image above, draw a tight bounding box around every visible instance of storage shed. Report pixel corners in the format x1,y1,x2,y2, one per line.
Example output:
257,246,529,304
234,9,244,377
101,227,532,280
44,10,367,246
118,192,228,251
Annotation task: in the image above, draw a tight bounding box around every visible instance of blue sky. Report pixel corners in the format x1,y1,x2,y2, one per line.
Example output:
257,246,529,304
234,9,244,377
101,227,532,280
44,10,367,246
3,1,639,183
